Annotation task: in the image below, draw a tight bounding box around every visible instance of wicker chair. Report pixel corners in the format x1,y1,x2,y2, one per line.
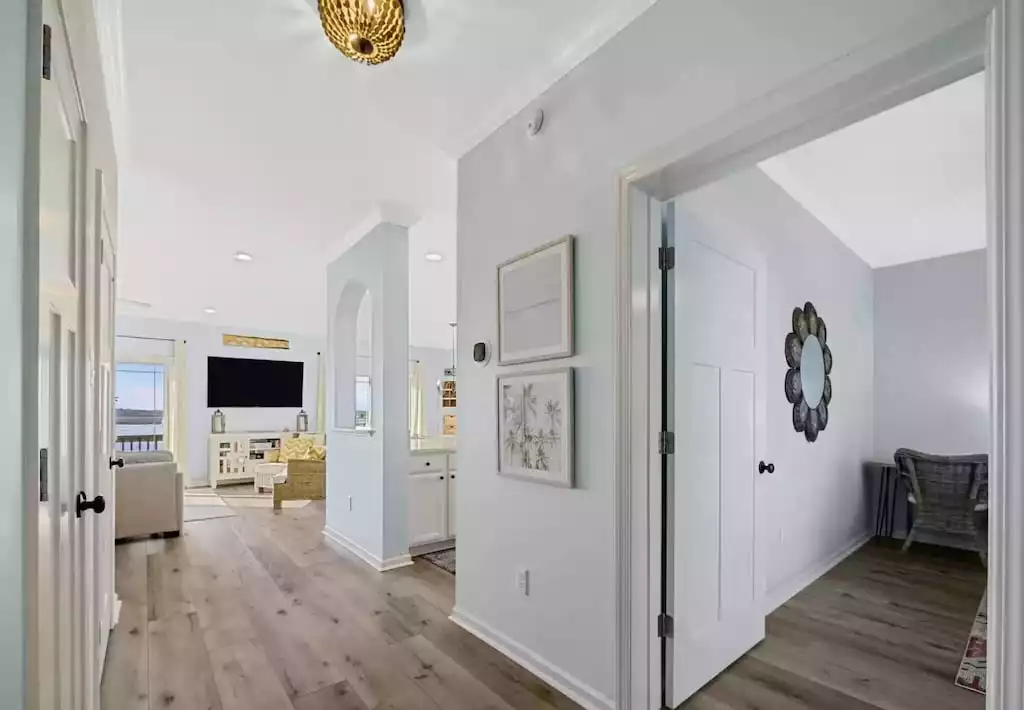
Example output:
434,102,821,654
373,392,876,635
273,459,326,510
893,448,988,563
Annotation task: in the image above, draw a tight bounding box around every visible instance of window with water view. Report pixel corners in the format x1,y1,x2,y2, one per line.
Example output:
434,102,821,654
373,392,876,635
115,363,166,451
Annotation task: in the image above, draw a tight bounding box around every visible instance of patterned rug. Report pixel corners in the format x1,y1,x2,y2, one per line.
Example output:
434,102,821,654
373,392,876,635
420,548,456,575
956,592,987,694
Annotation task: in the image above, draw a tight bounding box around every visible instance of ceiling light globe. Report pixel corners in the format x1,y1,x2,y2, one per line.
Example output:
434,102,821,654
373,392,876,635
319,0,405,66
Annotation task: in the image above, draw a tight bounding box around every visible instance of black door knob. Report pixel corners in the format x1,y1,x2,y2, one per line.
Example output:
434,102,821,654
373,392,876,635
110,457,125,468
758,461,775,475
76,492,106,518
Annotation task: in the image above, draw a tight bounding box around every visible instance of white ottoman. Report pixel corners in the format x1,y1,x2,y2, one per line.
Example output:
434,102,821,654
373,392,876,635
253,462,287,493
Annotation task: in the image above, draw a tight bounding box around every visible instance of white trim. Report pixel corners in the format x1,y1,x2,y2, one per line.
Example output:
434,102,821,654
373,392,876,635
986,3,1023,708
450,608,616,710
765,533,871,614
322,526,413,572
615,7,1004,710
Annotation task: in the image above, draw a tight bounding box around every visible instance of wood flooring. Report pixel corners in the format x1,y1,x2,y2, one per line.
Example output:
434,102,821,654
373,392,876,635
681,542,987,710
100,501,582,710
101,501,987,710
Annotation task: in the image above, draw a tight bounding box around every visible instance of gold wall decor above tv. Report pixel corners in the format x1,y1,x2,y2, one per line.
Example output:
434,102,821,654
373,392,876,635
222,334,290,350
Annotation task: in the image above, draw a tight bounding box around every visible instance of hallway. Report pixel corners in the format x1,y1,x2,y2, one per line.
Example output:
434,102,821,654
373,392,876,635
99,501,580,710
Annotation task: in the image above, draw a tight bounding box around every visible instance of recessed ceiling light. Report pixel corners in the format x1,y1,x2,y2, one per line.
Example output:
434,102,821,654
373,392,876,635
234,251,253,262
424,252,443,262
204,307,217,314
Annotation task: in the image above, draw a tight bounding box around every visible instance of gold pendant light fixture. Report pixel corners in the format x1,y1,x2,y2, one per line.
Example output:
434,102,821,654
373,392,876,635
318,0,406,66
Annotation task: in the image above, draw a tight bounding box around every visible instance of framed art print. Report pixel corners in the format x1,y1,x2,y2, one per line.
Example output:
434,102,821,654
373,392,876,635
496,367,574,488
497,236,574,365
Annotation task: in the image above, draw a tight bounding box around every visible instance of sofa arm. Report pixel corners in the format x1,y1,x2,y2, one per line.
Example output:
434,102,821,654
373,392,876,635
116,462,184,540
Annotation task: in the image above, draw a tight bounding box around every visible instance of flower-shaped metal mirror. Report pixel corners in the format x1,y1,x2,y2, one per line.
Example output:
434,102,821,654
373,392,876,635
785,302,833,442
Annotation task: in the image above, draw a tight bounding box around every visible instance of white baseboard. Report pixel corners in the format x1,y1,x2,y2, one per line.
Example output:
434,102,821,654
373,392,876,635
450,608,615,710
322,526,413,573
111,594,122,628
766,531,872,613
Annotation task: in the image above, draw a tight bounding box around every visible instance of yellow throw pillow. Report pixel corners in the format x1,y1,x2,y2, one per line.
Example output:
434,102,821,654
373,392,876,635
281,436,314,462
312,445,327,461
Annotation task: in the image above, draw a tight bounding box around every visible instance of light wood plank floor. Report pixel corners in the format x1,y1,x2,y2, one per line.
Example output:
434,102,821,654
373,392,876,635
100,501,583,710
682,542,987,710
101,501,986,710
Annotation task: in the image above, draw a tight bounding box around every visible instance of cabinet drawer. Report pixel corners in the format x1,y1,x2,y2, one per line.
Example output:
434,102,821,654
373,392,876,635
446,453,457,471
410,454,446,474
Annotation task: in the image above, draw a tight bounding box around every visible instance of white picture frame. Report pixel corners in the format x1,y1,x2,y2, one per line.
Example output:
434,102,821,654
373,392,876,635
497,236,574,365
496,367,574,488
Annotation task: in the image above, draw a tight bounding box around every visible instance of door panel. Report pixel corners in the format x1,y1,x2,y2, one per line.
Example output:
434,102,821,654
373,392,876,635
94,214,116,693
670,199,767,706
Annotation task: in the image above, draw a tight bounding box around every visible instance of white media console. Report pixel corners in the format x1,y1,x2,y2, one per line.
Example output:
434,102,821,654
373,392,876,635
208,431,324,489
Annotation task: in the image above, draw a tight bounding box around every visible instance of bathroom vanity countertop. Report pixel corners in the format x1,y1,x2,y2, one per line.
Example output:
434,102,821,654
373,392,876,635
410,437,457,454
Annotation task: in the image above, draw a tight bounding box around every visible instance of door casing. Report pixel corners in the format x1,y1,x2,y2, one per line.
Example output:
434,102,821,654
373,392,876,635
614,5,1023,709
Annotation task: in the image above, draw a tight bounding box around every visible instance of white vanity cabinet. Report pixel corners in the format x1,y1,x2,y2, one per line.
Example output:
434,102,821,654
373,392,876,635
408,446,457,548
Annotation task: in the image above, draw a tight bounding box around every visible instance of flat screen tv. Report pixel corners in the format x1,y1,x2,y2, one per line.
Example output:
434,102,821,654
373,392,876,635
207,356,304,408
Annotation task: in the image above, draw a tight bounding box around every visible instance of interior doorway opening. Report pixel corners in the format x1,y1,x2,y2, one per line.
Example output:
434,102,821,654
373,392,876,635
617,10,1018,709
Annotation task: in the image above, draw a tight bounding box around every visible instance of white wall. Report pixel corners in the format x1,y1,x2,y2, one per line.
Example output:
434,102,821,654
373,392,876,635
326,223,411,565
116,315,325,485
675,169,875,599
456,0,984,703
874,250,989,458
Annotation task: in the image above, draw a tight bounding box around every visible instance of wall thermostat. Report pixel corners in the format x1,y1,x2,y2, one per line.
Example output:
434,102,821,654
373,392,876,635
473,341,491,366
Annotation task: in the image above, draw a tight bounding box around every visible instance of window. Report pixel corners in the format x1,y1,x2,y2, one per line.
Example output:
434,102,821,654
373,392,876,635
355,375,371,429
115,363,166,451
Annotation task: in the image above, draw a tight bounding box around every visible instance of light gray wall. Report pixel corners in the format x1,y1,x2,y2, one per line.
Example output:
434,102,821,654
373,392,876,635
116,315,326,485
456,0,984,701
326,222,411,563
1,2,34,704
874,250,989,459
676,169,876,600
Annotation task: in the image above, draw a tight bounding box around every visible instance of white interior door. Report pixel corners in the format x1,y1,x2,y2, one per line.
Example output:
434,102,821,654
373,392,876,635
92,201,116,699
39,7,83,708
668,197,768,705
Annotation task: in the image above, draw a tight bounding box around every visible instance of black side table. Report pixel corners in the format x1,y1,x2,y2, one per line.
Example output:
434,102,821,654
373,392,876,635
865,461,900,539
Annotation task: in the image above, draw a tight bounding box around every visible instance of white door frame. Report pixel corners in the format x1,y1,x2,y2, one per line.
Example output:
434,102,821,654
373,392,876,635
613,3,1023,709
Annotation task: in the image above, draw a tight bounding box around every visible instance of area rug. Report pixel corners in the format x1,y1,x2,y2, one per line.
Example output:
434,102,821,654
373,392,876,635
183,505,236,523
183,489,235,523
184,487,310,518
956,592,987,694
420,548,456,575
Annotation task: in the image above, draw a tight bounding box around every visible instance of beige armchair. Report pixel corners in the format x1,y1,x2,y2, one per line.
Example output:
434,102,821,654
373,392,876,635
115,451,184,541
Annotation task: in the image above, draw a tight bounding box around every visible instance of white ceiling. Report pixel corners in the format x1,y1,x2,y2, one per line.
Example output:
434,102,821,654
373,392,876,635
759,72,986,269
116,0,656,349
